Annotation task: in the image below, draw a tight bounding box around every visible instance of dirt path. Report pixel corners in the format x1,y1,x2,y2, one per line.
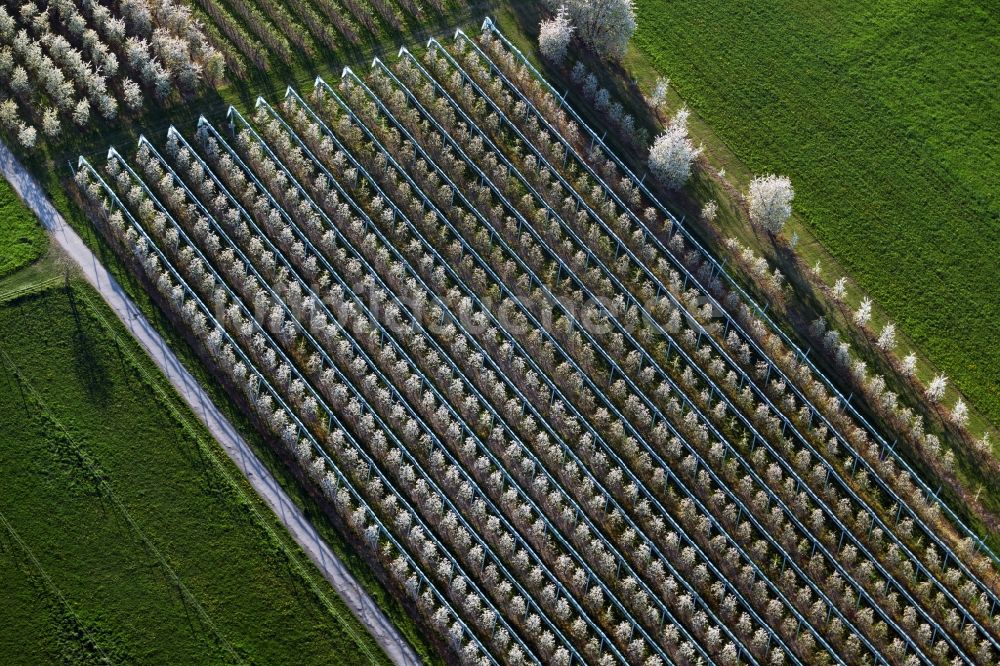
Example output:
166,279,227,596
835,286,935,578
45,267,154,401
0,140,421,666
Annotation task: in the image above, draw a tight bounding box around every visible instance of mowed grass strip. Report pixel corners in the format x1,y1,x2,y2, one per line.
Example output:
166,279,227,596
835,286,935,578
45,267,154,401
0,285,390,666
0,177,47,279
632,0,1000,427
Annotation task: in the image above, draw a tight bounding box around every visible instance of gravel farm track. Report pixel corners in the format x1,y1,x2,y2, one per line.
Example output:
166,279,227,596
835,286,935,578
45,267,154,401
0,137,421,666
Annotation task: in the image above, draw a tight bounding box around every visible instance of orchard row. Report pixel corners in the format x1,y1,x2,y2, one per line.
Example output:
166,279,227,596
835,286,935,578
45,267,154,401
75,27,1000,666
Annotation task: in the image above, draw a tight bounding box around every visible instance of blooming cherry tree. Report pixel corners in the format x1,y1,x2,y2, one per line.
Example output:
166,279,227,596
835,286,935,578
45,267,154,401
73,98,90,126
748,174,794,234
876,323,896,352
563,0,636,61
701,200,718,224
854,297,872,327
122,78,143,111
650,76,669,108
951,399,969,428
926,373,948,404
41,107,60,137
648,107,701,189
539,6,573,65
0,99,19,131
17,121,36,149
831,277,847,302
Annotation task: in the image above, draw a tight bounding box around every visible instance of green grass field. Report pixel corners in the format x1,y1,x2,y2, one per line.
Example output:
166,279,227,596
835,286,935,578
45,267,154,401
0,284,392,665
0,178,47,279
632,0,999,428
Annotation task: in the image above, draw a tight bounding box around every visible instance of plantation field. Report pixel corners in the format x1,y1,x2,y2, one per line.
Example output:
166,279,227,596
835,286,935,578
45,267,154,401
0,285,390,665
6,1,1000,662
70,20,1000,655
0,177,46,279
632,0,1000,428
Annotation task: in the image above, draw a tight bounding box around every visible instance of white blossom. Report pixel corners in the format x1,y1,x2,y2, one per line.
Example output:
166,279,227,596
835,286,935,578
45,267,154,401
950,399,969,428
10,65,29,95
975,432,992,456
0,7,14,39
73,98,91,126
701,200,718,224
650,76,669,107
832,277,847,301
17,122,37,149
122,78,143,111
562,0,636,61
41,107,60,137
748,174,794,234
876,323,896,352
648,107,701,189
926,374,948,404
539,6,574,65
0,99,18,130
854,297,872,327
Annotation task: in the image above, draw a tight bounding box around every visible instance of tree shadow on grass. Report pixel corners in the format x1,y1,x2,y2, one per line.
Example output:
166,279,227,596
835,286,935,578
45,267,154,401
65,282,111,406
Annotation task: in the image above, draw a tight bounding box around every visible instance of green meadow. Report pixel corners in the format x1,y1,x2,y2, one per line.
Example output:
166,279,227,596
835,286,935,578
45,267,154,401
632,0,999,428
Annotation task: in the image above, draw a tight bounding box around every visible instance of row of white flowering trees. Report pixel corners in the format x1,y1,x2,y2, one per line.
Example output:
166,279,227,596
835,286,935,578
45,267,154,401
536,4,794,233
0,0,222,149
75,27,999,666
186,0,463,78
386,33,996,660
470,13,1000,636
537,4,981,477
